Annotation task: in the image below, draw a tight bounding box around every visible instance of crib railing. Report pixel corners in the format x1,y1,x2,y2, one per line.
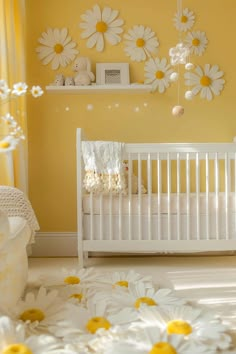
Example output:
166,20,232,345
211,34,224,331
76,128,236,267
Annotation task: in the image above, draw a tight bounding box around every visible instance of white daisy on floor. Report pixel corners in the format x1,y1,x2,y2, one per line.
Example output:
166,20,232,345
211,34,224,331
11,82,28,96
105,282,186,325
102,342,144,354
185,31,208,56
40,267,96,288
89,270,153,295
0,80,11,99
137,305,231,350
80,4,124,52
124,25,159,62
36,27,79,70
133,326,214,354
57,284,88,306
184,64,225,101
62,325,136,354
6,287,74,336
144,57,174,93
173,8,195,32
0,316,74,354
49,298,114,338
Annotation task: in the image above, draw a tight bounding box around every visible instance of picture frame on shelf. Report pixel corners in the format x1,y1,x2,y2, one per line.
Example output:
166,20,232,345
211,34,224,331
96,63,130,85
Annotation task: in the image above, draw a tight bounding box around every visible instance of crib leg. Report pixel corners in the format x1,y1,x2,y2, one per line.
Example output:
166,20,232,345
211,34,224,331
83,252,89,268
78,246,84,269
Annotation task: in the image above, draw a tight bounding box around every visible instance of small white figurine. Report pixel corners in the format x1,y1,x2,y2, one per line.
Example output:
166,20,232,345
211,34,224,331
65,76,75,86
72,57,95,86
50,73,65,86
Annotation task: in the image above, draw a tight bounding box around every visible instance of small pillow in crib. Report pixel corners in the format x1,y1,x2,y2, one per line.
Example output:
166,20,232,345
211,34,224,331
123,162,147,194
0,209,10,250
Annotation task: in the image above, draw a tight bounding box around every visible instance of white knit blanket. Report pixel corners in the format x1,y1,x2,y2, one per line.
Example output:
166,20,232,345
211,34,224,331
0,186,39,239
82,141,126,194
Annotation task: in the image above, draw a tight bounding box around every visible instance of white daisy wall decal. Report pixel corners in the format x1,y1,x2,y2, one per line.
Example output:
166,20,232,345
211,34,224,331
185,31,208,56
144,57,174,93
173,8,195,32
124,25,159,62
36,28,79,70
80,4,124,52
184,64,225,101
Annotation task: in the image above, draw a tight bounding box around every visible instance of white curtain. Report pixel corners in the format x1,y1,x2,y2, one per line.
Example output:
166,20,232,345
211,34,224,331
0,0,28,193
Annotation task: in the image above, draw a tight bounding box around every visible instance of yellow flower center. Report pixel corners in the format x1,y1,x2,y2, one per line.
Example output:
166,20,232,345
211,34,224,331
19,308,45,322
181,15,188,23
0,141,10,148
96,21,108,33
192,38,200,46
200,75,211,87
134,297,157,309
149,342,177,354
2,344,33,354
167,320,192,335
69,293,83,301
54,43,64,54
64,276,80,285
136,38,145,47
155,71,164,79
114,280,129,288
86,316,111,334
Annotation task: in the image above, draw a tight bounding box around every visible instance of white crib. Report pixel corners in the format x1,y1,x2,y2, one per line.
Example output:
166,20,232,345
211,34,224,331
76,128,236,267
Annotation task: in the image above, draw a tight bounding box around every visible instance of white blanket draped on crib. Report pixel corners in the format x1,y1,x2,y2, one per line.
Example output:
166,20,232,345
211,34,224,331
82,141,126,194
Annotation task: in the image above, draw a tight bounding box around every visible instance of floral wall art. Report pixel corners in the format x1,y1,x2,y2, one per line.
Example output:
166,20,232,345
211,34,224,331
35,2,225,109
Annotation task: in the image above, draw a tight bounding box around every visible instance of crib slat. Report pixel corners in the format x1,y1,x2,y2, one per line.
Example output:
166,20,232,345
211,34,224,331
118,193,123,241
99,194,103,241
167,153,171,240
215,153,219,240
138,153,142,241
90,192,94,241
157,153,162,240
177,153,181,241
186,153,190,240
109,193,113,241
225,153,229,240
196,153,200,240
147,153,152,240
205,153,210,240
128,154,132,241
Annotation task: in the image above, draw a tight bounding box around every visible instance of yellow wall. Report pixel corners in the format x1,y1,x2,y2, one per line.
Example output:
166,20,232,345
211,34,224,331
25,0,236,232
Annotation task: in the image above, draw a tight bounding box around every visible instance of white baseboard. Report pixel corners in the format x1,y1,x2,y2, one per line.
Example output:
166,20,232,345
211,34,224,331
30,232,78,257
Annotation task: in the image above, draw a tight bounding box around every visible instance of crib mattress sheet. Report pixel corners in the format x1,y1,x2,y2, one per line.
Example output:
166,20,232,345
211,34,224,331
83,192,236,215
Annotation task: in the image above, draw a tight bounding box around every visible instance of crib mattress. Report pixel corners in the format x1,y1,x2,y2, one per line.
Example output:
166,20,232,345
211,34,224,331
83,192,236,215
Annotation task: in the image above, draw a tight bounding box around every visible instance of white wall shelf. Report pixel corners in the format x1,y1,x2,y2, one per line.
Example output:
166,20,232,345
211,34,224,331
45,84,152,94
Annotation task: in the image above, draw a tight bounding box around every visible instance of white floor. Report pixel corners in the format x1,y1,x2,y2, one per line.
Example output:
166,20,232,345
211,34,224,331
28,254,236,346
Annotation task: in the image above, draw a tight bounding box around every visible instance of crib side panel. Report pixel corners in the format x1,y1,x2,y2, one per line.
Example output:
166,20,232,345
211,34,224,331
80,141,236,256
